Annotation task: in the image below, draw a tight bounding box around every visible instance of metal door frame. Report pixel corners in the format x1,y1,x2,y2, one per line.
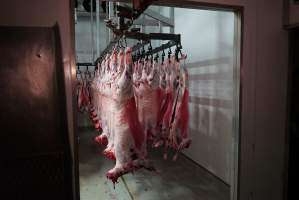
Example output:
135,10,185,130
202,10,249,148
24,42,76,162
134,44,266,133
70,1,243,200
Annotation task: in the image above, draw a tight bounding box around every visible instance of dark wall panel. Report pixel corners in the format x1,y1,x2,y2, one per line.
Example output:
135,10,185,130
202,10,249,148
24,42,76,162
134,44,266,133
0,26,73,200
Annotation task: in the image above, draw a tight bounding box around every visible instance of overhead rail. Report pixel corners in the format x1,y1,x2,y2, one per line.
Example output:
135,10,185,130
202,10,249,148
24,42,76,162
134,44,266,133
95,0,176,64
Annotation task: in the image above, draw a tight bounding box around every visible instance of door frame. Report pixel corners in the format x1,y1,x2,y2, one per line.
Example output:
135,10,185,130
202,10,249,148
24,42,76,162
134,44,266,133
70,1,243,200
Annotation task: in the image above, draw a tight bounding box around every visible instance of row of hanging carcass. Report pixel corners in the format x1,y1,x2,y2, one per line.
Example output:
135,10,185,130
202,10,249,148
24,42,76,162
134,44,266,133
77,47,191,184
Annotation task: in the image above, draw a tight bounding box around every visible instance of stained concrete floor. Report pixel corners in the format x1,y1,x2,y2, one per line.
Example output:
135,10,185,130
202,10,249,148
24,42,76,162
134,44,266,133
79,128,230,200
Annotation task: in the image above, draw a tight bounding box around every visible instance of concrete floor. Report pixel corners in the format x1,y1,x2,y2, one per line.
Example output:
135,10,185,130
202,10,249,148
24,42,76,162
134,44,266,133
79,128,230,200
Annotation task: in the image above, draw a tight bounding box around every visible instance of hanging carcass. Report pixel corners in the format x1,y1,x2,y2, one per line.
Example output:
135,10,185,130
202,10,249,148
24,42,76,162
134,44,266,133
77,42,191,185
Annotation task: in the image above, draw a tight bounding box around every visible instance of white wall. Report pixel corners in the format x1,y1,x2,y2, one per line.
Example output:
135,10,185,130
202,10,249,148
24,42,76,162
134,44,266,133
175,8,235,184
75,16,107,63
75,8,108,128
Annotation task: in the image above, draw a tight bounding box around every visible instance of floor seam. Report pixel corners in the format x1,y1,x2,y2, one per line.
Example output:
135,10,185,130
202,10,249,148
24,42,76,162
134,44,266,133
121,176,134,200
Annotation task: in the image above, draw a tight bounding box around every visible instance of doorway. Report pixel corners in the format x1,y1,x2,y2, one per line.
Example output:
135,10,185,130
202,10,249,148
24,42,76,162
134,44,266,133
74,2,241,200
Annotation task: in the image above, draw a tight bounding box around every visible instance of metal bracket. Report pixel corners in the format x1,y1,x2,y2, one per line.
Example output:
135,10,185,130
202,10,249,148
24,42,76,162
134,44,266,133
125,32,180,43
132,40,178,55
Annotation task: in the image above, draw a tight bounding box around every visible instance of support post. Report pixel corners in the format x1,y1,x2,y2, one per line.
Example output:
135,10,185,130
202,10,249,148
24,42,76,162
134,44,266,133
96,0,100,58
90,0,94,62
108,1,114,42
170,7,174,34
